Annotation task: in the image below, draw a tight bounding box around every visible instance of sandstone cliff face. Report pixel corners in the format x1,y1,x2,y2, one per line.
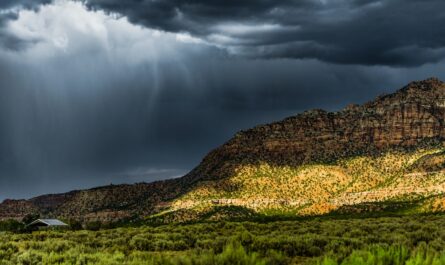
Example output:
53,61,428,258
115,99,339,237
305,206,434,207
2,78,445,222
191,78,445,180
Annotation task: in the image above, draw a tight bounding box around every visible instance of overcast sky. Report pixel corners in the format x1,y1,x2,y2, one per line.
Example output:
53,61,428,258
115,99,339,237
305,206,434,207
1,0,445,200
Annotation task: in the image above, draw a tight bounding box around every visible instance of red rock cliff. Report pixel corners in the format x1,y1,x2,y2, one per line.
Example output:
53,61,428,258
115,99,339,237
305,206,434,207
191,77,445,179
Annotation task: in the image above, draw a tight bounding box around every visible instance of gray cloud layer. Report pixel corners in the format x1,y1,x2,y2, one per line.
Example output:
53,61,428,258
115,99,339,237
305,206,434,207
1,0,445,66
80,0,445,66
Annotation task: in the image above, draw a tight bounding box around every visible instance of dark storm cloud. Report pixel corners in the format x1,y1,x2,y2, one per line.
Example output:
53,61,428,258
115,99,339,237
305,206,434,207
0,13,22,50
0,0,52,9
0,0,52,50
80,0,445,66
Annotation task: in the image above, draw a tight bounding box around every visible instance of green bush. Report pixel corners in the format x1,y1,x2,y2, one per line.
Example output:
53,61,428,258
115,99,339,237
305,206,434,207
0,219,24,233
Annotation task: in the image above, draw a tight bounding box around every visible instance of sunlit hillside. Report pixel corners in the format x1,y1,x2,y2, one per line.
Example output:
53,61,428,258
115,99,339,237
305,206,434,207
163,147,445,221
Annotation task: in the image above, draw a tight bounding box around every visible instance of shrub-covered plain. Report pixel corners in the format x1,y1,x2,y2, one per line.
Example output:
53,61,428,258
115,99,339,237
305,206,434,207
2,214,445,264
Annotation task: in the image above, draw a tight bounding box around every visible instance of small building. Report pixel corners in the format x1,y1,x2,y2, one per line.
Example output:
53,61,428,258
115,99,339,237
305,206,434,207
27,219,69,230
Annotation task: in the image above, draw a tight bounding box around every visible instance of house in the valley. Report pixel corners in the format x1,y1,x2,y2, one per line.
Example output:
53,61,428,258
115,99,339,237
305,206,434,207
27,219,69,230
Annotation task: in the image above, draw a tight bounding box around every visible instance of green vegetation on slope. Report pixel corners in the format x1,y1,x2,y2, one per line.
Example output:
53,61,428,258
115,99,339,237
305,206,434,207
164,147,445,220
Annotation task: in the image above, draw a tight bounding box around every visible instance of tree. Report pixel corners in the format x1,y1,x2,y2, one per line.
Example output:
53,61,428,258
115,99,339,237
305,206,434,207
22,213,40,226
68,219,83,231
0,219,24,232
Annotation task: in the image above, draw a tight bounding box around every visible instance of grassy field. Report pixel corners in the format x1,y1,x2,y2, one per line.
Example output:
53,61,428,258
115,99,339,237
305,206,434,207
2,214,445,264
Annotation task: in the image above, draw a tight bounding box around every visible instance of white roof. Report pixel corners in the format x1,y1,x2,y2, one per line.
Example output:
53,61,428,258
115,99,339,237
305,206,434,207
29,219,68,226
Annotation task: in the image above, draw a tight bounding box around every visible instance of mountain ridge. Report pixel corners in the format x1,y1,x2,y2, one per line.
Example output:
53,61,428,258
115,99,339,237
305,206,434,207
2,77,445,223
